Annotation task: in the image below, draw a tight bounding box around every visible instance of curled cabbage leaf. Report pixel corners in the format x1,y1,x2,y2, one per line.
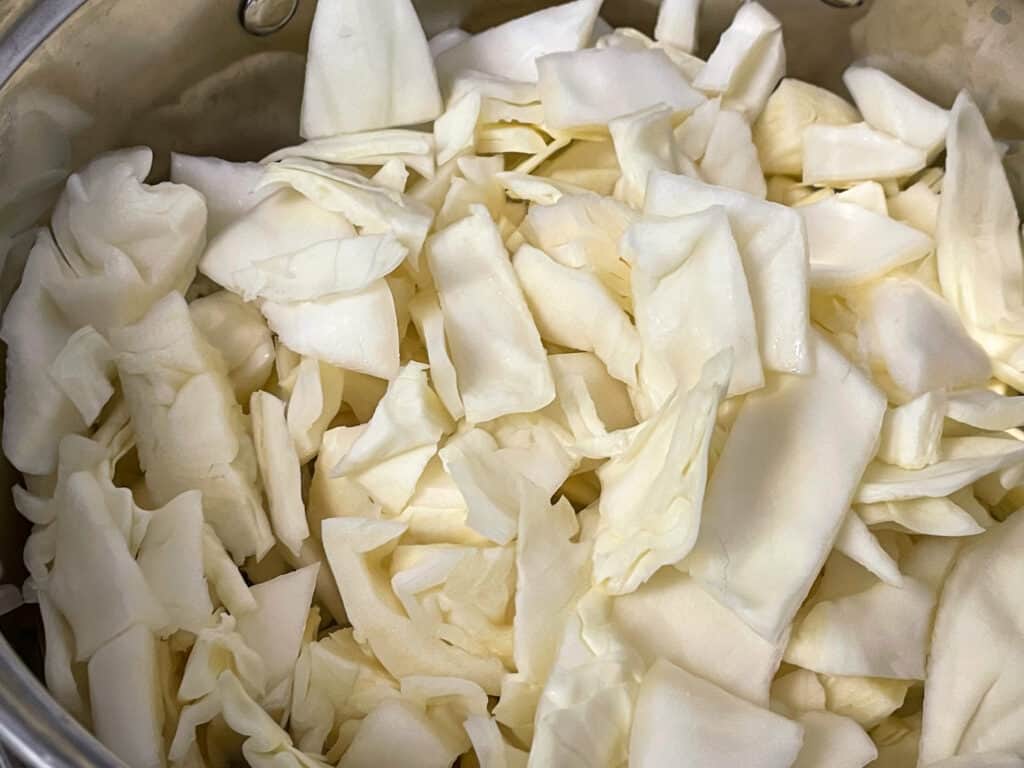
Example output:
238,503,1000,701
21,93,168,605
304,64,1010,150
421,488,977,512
189,291,275,402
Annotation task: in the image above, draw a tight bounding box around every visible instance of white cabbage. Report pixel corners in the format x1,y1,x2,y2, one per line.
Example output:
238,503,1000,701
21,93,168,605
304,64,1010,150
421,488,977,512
856,497,985,538
752,79,860,176
856,436,1024,503
48,147,207,331
802,123,927,186
791,710,877,768
626,206,762,409
876,390,946,470
800,198,933,289
645,171,811,375
300,0,441,137
433,0,602,86
654,0,699,52
947,388,1024,431
202,524,258,617
281,356,344,462
265,130,435,179
47,326,116,426
593,352,730,593
170,154,272,235
819,674,911,729
538,47,704,131
700,108,767,198
433,92,482,167
87,626,165,768
770,669,826,717
610,569,786,707
251,391,309,557
692,2,785,121
687,334,886,642
110,292,273,562
236,564,319,689
889,180,940,236
338,698,462,768
833,511,904,587
629,658,803,768
189,291,275,402
426,206,554,423
321,517,505,693
843,65,949,157
919,512,1024,764
408,291,464,420
513,243,640,385
179,613,266,702
608,104,679,209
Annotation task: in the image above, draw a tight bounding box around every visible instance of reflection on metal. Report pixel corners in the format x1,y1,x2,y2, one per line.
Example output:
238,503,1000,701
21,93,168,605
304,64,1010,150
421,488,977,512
239,0,299,35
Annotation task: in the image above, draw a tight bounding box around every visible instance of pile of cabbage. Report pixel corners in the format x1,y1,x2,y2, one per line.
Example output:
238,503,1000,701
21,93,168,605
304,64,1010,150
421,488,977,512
4,0,1024,766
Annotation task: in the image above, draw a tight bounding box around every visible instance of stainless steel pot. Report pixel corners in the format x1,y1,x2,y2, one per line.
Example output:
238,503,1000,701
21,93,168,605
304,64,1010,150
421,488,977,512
0,1,1019,766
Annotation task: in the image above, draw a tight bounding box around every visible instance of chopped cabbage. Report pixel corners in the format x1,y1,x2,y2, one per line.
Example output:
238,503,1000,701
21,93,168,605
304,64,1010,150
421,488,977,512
300,0,441,137
700,108,766,198
654,0,699,53
251,391,309,557
802,123,927,186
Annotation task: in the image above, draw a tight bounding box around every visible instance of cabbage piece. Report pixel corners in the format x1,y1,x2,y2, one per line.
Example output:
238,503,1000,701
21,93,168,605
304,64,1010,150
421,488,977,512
835,181,889,216
202,524,258,616
700,108,766,198
290,629,399,756
38,592,89,724
87,626,165,768
936,91,1024,334
673,96,719,165
593,352,729,593
409,291,464,421
947,388,1024,431
236,564,319,689
692,2,784,121
752,79,860,176
687,334,886,642
433,92,482,167
833,511,903,586
47,471,168,659
476,125,547,155
251,391,309,557
856,497,985,537
137,490,214,634
607,104,678,209
1,231,85,474
783,552,934,679
770,669,826,717
170,154,272,235
47,326,115,426
179,613,266,702
433,0,602,87
855,436,1024,503
321,518,505,693
300,0,441,137
438,428,572,545
371,158,410,192
800,198,932,289
232,234,407,303
802,123,927,186
630,658,803,768
537,47,704,131
919,511,1024,764
529,591,644,767
842,65,949,157
258,158,435,269
47,147,207,331
338,698,463,768
856,279,991,399
645,171,811,375
281,356,344,463
519,192,635,306
654,0,698,52
436,156,505,229
465,714,528,768
426,206,554,423
791,710,877,768
889,180,940,236
262,281,400,379
190,292,274,402
111,293,273,563
200,189,355,295
508,485,591,702
547,352,636,431
819,674,910,729
429,28,469,56
626,207,761,409
264,130,435,180
308,427,381,531
333,361,451,482
929,757,1024,768
610,569,785,706
512,244,640,386
495,172,589,205
876,391,945,470
594,26,704,81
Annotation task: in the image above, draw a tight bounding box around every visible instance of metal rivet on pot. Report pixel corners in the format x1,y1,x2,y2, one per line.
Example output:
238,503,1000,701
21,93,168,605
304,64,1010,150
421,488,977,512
239,0,299,35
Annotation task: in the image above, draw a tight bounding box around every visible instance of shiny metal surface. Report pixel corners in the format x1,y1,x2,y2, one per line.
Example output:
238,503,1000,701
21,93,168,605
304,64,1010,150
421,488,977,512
0,0,1018,766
